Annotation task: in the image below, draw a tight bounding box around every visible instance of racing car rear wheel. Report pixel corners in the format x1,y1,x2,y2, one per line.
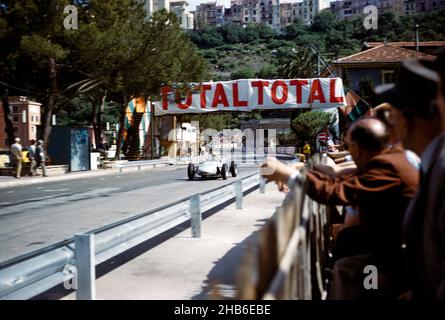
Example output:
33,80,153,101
221,164,228,180
188,163,195,180
230,161,237,177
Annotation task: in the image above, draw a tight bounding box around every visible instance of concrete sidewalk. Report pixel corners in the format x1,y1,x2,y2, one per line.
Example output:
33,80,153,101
62,183,284,300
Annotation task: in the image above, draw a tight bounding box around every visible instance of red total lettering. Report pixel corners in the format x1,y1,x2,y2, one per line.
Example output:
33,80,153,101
251,80,269,105
271,81,288,105
308,79,326,103
161,86,173,110
232,83,248,107
200,84,212,108
211,83,229,108
330,78,344,103
176,91,192,110
289,80,308,104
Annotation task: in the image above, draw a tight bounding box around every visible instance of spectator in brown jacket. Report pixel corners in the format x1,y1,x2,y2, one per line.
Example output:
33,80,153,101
261,117,419,299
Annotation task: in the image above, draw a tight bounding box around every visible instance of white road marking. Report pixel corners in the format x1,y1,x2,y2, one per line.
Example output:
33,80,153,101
6,191,14,194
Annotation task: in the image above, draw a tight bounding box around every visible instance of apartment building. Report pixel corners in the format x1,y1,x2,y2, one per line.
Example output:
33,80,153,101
143,0,195,29
170,0,194,29
413,0,445,13
221,0,281,29
280,2,294,26
329,0,444,20
0,96,42,149
224,0,244,25
292,0,329,25
194,2,225,28
259,0,281,29
144,0,170,15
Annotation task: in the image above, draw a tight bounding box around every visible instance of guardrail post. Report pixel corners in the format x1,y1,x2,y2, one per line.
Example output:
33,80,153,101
119,167,122,173
260,176,266,194
75,234,96,300
235,180,243,209
190,195,201,238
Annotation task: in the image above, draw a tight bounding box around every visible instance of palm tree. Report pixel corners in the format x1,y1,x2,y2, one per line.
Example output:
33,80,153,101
281,47,317,78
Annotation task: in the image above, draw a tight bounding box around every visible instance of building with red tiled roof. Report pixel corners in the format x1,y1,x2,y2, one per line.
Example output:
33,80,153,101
330,44,436,93
363,41,445,55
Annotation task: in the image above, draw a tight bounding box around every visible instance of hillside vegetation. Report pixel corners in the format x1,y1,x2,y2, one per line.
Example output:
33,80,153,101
188,10,445,80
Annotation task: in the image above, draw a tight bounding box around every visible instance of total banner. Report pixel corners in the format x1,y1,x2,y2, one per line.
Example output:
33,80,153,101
154,78,346,115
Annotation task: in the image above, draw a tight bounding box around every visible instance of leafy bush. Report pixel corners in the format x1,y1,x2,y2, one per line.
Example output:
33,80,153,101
256,64,278,79
292,111,334,147
231,68,256,80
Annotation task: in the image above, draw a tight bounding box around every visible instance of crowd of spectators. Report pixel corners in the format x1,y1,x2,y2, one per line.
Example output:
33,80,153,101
261,51,445,300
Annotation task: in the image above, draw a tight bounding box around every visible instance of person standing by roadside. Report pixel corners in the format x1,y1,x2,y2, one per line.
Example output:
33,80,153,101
34,140,47,177
10,137,22,178
303,141,311,162
28,139,37,176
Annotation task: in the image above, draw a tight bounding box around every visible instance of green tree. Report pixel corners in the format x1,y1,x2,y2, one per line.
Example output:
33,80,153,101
309,11,338,33
282,19,306,40
231,67,255,80
0,1,207,158
219,23,242,44
291,111,333,147
256,64,278,79
280,47,317,78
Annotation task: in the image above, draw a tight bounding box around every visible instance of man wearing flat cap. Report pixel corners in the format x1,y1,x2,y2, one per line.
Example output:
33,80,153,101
375,57,444,299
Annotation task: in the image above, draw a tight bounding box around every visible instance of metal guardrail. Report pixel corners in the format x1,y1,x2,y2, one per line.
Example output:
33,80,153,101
115,153,294,172
115,155,214,172
0,172,263,300
115,159,173,173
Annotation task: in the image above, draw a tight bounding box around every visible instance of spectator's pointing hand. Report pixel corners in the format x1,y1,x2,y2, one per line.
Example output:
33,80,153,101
260,157,297,186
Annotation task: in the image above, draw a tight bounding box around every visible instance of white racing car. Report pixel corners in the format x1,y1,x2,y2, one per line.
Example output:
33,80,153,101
187,154,237,180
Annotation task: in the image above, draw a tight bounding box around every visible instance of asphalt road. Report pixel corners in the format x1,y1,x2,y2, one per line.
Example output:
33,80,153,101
0,164,258,263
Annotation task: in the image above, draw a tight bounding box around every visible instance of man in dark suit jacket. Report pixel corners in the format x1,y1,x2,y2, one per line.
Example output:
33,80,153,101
261,118,419,298
375,57,443,299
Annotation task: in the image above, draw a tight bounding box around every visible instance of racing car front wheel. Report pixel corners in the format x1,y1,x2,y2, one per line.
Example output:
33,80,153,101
230,161,237,177
188,163,195,181
221,164,228,180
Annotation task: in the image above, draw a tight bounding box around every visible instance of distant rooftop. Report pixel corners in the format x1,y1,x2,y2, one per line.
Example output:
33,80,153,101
364,41,445,48
334,44,435,65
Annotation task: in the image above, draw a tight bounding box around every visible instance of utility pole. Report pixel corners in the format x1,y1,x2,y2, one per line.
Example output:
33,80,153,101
317,53,321,77
150,99,155,159
1,88,15,146
415,24,419,52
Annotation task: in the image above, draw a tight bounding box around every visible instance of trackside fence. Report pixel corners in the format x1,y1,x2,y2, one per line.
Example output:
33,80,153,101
0,172,262,300
236,154,333,300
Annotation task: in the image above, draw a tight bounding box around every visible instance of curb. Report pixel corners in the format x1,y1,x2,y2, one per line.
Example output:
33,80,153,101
0,164,185,190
